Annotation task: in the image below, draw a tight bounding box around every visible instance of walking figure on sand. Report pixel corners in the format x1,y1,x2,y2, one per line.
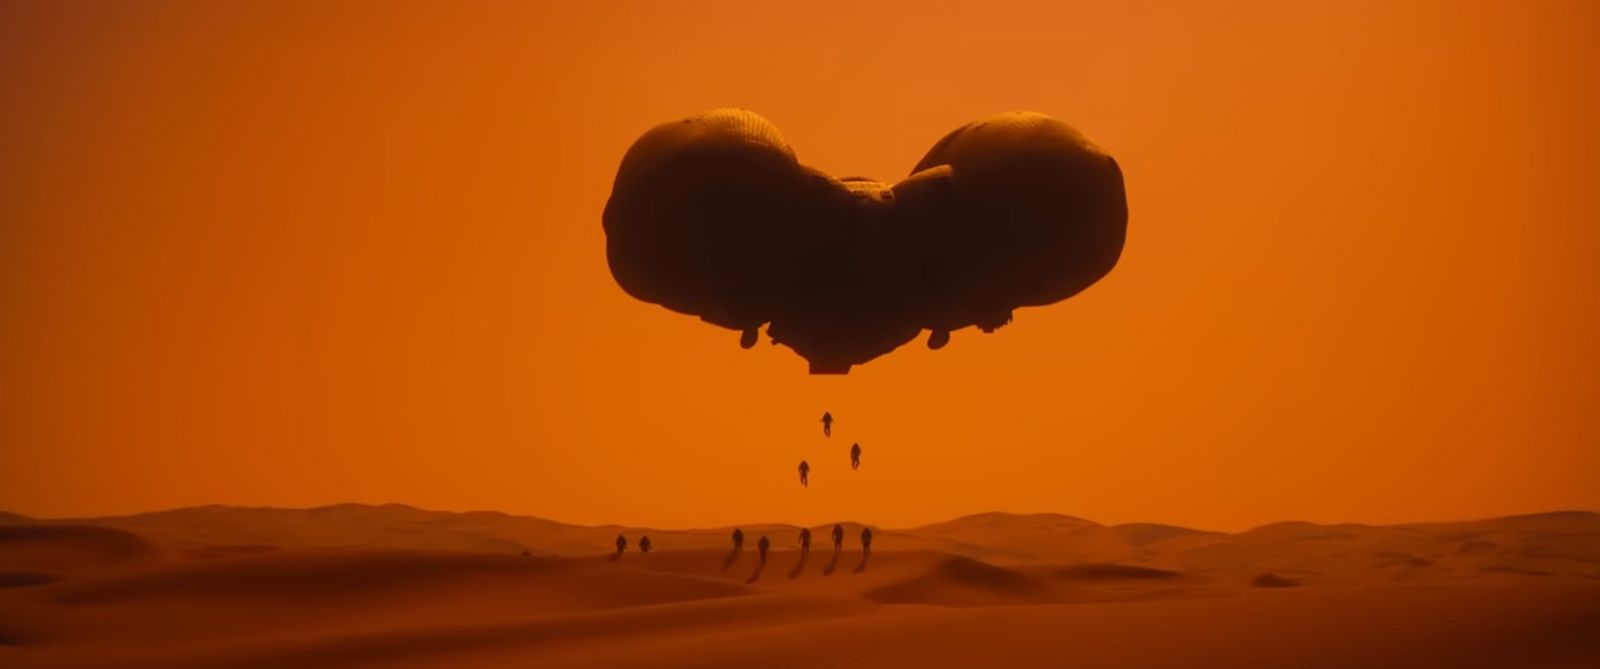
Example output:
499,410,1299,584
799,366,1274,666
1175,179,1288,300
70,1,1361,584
850,442,862,470
821,411,833,437
798,460,810,487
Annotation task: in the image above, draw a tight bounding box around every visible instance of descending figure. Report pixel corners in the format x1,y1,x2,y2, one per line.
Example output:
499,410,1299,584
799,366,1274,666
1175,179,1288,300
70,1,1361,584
639,535,653,553
831,523,845,552
799,460,810,487
821,412,833,437
860,527,873,556
615,534,627,555
850,442,862,470
758,535,771,563
799,527,812,554
732,528,745,551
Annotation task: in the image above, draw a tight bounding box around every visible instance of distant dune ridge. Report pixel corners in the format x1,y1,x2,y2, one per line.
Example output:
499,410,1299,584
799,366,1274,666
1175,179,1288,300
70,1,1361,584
31,503,1600,580
0,511,33,525
2,505,1598,668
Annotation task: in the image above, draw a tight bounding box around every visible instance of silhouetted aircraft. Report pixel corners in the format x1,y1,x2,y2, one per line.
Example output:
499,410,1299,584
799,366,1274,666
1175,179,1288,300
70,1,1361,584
604,108,1127,373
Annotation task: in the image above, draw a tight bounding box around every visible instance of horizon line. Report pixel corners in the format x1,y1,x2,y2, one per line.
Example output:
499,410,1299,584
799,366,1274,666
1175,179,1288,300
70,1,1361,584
5,501,1596,536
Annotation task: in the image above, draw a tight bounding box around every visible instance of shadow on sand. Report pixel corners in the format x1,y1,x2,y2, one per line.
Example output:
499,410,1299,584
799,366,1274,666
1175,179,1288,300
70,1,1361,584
788,549,810,579
746,560,767,584
823,550,841,576
721,546,742,572
854,551,871,574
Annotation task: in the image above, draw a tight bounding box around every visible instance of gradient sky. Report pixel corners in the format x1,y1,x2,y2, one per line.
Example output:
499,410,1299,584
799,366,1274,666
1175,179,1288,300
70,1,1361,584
2,1,1597,531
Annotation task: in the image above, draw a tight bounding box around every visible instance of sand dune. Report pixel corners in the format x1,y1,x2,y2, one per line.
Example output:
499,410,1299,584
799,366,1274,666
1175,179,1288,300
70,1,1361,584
0,524,162,576
61,503,816,557
48,504,1600,570
525,583,1600,669
864,556,1061,606
2,506,1596,668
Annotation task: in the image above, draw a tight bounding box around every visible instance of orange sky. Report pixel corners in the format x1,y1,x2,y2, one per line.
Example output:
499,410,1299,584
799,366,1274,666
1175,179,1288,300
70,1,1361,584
2,1,1597,531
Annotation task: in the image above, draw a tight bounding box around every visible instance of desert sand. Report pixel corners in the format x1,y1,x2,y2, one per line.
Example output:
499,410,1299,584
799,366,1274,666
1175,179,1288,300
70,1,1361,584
2,506,1598,668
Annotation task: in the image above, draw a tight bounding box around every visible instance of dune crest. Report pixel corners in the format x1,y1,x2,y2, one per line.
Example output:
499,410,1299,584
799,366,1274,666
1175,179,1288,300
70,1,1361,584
1,507,1597,668
0,524,162,576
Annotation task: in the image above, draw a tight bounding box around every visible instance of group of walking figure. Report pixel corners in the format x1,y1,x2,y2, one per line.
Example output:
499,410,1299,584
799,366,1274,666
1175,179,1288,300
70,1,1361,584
726,523,873,561
609,410,875,574
611,524,873,560
800,411,861,488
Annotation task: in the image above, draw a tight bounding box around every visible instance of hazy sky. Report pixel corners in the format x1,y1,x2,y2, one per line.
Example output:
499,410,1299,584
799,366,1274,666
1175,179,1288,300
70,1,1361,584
2,1,1596,530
